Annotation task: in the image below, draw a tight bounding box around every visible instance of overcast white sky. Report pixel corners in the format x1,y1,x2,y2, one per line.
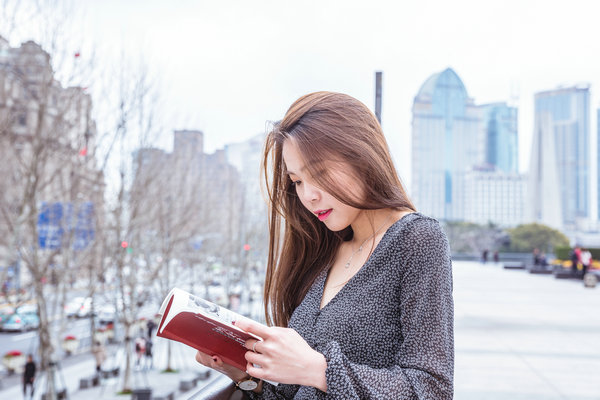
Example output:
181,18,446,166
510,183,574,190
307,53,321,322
6,0,600,194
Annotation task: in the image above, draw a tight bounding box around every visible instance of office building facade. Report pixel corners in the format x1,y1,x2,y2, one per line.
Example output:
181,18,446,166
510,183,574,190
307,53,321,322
463,166,526,226
479,103,519,173
411,68,484,221
528,86,590,230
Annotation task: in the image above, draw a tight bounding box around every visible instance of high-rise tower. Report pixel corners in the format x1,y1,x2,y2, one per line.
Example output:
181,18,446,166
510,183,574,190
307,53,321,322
479,103,519,173
411,68,484,220
528,85,590,230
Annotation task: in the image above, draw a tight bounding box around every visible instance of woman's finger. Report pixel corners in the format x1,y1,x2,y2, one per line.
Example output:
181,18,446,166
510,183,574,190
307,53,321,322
246,361,267,380
244,338,262,353
234,317,271,339
244,349,263,365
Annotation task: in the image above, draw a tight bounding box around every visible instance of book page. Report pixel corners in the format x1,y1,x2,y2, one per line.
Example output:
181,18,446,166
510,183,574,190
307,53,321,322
159,287,260,339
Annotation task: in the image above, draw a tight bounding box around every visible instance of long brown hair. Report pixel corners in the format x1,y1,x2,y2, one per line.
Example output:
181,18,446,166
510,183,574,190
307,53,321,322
262,91,415,326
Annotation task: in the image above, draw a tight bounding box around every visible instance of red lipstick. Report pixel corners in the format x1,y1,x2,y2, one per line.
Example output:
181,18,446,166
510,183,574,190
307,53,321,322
315,209,332,221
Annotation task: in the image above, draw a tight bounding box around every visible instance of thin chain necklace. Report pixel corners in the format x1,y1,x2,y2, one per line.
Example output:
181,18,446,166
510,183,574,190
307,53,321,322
344,213,393,269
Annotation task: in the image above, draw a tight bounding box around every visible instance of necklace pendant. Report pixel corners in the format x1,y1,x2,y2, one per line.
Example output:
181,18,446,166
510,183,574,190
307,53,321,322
345,261,350,269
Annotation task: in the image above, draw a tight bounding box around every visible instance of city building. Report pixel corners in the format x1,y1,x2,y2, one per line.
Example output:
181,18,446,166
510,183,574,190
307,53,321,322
131,130,244,265
528,85,590,230
224,133,268,262
463,165,526,227
0,36,102,290
411,67,484,221
224,133,264,211
479,102,519,173
412,67,527,227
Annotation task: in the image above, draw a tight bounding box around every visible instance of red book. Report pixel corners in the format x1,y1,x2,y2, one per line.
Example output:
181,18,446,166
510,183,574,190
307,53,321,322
156,288,260,371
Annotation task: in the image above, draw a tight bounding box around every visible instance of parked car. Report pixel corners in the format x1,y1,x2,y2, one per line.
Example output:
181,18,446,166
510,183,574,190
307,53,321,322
15,304,37,314
77,297,93,318
96,304,116,325
0,305,15,329
65,297,93,318
65,297,84,318
2,312,39,332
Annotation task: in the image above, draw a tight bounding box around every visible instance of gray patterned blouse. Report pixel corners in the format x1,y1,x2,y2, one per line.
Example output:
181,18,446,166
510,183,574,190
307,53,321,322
248,212,454,399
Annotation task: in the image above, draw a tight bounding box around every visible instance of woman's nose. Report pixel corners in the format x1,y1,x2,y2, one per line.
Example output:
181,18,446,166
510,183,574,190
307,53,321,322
302,182,320,203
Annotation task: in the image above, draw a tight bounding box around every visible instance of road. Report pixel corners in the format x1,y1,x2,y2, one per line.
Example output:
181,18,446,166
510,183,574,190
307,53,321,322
0,317,93,361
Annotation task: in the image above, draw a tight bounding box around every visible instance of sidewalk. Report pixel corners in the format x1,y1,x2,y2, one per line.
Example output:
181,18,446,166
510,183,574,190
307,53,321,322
454,260,600,399
0,339,213,400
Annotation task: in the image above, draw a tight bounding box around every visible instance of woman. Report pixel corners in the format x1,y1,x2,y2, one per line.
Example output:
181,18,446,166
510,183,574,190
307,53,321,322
196,91,454,399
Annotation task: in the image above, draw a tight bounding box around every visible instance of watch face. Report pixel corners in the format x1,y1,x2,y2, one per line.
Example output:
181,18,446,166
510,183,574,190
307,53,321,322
238,379,258,391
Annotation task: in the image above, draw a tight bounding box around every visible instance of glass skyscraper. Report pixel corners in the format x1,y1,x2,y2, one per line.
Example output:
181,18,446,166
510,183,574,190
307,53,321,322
530,85,590,229
479,103,518,173
411,68,483,221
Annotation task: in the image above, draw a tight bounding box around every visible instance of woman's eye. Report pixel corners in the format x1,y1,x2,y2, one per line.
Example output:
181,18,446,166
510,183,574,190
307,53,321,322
291,180,301,187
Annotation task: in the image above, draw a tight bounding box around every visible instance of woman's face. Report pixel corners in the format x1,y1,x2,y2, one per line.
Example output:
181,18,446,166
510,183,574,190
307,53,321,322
282,139,363,232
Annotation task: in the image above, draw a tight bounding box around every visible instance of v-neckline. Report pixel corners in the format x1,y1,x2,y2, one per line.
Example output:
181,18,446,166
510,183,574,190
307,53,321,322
317,215,406,311
317,212,417,311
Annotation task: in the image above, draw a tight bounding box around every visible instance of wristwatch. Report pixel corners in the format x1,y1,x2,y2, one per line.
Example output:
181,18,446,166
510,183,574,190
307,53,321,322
236,376,260,391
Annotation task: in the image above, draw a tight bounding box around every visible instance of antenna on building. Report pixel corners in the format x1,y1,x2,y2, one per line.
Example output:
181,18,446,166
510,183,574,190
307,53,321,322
375,71,382,123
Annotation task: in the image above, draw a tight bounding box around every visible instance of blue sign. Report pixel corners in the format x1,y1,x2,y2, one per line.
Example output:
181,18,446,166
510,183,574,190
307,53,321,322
37,202,95,250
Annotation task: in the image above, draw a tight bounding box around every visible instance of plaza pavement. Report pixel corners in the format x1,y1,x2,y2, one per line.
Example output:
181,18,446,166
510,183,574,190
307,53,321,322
453,260,600,399
1,260,599,399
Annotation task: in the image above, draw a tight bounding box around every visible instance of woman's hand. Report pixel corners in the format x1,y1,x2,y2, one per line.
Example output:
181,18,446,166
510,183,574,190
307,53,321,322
194,351,248,383
234,317,328,392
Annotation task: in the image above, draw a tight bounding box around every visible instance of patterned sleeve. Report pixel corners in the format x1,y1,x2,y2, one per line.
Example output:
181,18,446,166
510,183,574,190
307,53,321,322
244,382,299,399
315,218,454,399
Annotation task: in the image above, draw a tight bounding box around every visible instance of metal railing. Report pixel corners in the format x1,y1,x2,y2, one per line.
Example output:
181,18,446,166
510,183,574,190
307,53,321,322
188,374,245,400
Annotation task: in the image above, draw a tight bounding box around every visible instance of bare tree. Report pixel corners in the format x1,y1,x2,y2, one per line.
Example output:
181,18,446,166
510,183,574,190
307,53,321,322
0,13,102,400
91,55,177,392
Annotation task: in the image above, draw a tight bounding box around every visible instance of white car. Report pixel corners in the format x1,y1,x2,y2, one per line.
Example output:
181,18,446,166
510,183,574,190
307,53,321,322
96,304,116,325
65,297,93,318
76,297,93,318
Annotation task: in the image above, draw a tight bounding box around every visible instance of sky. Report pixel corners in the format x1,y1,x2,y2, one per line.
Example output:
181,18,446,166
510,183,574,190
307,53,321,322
4,0,600,196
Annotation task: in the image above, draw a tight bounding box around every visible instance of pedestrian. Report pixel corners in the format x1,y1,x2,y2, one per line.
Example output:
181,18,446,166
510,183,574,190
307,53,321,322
146,319,157,339
532,248,540,266
493,251,500,264
144,339,153,370
92,340,106,373
482,249,489,264
539,252,548,268
580,249,592,279
22,354,36,399
135,337,146,367
194,92,454,398
571,246,581,276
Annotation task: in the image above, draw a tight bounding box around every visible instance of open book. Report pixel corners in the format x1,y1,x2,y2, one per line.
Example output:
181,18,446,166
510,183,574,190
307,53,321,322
157,287,261,371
